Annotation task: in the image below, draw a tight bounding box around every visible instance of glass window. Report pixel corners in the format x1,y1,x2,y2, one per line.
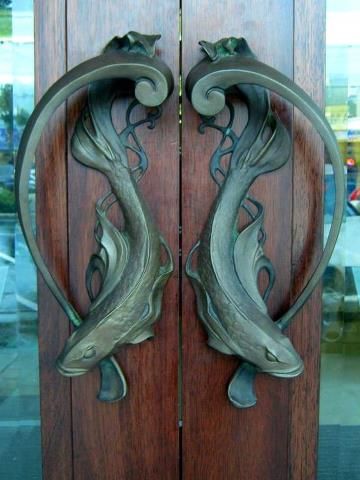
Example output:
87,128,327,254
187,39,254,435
0,1,42,478
318,1,360,478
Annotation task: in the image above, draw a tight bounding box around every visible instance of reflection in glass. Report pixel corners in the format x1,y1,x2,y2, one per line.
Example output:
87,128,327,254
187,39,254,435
318,1,360,478
0,1,42,479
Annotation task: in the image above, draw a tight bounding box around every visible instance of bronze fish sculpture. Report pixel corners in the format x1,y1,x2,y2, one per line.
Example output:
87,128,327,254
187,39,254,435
186,36,344,407
186,38,303,406
56,44,173,398
15,33,174,402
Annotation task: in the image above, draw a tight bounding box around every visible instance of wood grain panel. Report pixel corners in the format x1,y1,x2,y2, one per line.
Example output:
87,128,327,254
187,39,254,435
66,1,179,478
34,1,73,479
289,2,326,479
182,1,294,479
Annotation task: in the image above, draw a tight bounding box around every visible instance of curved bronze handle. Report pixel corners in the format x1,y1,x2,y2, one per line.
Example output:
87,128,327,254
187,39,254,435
15,32,174,402
185,37,344,408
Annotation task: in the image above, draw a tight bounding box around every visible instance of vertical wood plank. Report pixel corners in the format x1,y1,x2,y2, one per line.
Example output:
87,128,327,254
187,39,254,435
181,1,294,479
66,1,179,479
289,1,326,479
34,1,73,479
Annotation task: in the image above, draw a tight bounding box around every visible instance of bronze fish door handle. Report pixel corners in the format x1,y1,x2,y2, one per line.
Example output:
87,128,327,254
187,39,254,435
185,37,345,408
15,32,174,403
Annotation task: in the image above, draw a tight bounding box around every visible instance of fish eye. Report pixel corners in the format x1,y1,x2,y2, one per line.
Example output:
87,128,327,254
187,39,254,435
265,349,278,362
83,345,96,359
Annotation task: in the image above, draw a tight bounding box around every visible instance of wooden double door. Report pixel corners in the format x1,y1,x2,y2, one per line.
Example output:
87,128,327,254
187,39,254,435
35,1,325,478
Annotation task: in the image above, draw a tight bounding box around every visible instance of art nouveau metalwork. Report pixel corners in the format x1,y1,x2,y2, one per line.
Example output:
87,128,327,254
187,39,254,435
15,32,174,402
185,37,345,408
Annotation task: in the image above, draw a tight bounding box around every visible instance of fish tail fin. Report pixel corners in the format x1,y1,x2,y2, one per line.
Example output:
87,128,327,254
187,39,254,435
97,356,127,402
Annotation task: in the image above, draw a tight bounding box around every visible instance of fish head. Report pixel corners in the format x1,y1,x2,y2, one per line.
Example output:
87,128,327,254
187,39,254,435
56,325,111,376
252,326,304,378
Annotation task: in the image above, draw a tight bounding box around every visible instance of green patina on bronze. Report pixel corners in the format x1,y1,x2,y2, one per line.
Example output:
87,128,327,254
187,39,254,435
185,37,345,408
15,32,174,402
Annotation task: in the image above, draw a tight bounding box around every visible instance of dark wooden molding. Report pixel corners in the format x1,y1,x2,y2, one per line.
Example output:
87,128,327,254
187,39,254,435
289,1,326,479
35,1,73,479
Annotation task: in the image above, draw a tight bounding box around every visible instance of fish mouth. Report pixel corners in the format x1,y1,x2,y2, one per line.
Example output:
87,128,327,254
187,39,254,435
262,361,304,378
56,360,89,377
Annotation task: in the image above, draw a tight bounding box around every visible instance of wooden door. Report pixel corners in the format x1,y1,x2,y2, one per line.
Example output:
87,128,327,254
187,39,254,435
35,2,179,479
181,2,324,479
34,1,325,479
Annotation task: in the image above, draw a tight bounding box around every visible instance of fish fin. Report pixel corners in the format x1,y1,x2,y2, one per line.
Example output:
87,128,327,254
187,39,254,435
185,241,201,282
159,235,174,277
239,99,292,175
124,236,173,345
97,356,127,402
233,199,274,313
85,253,106,302
87,196,129,310
140,236,174,322
71,105,117,172
128,327,154,344
186,241,235,356
135,238,174,329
